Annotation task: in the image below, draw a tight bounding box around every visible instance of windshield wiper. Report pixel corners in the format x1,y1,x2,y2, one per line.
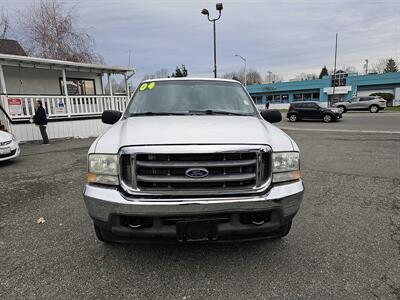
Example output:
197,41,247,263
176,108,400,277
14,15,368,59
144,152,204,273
188,110,251,116
128,112,189,116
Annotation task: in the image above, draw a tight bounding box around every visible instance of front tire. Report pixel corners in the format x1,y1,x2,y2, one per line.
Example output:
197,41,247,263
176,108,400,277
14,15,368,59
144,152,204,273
288,114,298,122
369,105,379,113
323,114,333,123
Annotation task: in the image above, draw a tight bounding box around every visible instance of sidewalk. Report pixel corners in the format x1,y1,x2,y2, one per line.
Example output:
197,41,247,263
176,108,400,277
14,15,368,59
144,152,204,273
19,137,95,156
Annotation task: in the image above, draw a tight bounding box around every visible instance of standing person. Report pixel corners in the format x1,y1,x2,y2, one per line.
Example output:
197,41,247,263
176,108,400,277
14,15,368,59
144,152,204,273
265,99,270,110
32,100,49,144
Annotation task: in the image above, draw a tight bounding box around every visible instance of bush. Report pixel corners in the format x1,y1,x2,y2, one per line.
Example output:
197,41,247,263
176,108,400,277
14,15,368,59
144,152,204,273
369,93,394,106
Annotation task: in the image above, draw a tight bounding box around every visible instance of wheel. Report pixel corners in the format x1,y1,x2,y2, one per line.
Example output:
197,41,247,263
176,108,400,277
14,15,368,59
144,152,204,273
323,114,333,123
369,105,379,113
337,105,346,113
271,221,292,239
288,114,298,122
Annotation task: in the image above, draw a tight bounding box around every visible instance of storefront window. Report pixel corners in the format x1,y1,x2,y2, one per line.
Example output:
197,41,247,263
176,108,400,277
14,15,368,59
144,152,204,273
60,78,96,95
281,94,289,103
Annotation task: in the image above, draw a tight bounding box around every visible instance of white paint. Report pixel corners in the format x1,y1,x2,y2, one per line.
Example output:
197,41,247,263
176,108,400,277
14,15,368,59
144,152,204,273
2,66,103,95
9,118,111,142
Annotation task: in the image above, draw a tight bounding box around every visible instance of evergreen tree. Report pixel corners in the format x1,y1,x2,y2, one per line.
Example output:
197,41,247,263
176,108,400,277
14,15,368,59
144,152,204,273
319,66,329,79
383,58,398,73
171,65,188,77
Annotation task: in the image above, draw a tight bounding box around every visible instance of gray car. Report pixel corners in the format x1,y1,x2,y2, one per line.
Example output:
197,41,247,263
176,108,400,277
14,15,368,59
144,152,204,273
332,96,387,113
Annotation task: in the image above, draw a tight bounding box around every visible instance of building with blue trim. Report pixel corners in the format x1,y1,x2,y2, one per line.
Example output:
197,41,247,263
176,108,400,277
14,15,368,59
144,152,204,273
247,72,400,108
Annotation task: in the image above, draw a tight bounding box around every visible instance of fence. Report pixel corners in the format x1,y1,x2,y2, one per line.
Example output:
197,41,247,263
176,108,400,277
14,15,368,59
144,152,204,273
0,94,129,121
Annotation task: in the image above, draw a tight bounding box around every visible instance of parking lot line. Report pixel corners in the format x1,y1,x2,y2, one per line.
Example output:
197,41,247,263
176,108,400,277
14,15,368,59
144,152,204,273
279,127,400,135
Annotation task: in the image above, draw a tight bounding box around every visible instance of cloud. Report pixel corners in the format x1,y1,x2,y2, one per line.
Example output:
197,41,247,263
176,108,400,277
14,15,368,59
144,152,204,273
1,0,399,85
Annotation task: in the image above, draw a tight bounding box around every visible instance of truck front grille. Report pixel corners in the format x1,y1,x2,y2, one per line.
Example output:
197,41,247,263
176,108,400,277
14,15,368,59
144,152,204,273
120,146,271,196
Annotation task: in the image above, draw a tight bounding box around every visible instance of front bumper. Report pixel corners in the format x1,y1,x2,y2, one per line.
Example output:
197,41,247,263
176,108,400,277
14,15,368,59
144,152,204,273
83,180,304,241
0,143,20,162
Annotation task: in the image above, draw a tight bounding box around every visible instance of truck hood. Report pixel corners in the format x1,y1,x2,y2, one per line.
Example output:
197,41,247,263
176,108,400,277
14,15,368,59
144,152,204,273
93,116,295,153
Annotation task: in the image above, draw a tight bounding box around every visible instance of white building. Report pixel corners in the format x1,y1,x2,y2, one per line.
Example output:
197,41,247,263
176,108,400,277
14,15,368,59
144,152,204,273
0,52,133,142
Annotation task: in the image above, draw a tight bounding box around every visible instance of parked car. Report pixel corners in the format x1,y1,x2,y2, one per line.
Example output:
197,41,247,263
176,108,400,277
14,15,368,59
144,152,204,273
0,131,20,162
332,96,387,113
287,101,342,123
83,78,304,243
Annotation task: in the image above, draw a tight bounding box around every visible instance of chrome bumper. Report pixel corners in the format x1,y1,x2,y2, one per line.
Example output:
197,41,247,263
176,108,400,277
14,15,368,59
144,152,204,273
83,180,304,222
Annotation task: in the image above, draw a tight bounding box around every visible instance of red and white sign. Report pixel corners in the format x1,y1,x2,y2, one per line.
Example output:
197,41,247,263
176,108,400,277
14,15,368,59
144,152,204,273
7,98,23,115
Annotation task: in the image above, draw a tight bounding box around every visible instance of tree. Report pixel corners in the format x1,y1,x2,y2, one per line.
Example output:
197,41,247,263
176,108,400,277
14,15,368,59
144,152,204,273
384,58,398,73
264,72,283,83
142,68,169,81
171,65,188,77
319,66,329,79
0,8,9,39
294,72,318,81
222,68,264,85
371,59,389,74
16,0,103,63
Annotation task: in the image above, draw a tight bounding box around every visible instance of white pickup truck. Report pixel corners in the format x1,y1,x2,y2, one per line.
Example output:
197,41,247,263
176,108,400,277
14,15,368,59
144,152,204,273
83,78,304,243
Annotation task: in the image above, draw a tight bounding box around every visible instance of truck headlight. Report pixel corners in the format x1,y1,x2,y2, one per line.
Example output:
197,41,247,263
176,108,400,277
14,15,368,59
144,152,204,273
86,154,119,185
272,152,301,183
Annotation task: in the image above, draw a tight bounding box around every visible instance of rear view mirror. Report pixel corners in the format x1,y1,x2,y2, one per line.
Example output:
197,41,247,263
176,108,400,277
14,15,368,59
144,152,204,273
102,110,122,125
260,109,282,123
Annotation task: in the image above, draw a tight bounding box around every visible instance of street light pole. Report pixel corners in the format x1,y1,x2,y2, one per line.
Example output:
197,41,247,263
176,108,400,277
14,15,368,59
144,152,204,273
202,3,223,78
234,54,247,86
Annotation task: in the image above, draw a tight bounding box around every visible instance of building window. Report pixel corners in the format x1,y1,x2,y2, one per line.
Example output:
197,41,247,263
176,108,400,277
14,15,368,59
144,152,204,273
272,95,281,103
281,94,289,103
60,78,96,95
251,96,263,104
293,94,303,102
267,95,273,102
312,92,320,100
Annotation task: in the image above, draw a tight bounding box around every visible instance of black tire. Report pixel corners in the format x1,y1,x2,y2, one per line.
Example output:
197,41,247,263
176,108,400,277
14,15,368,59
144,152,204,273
337,105,347,113
288,114,298,122
322,114,333,123
369,105,379,113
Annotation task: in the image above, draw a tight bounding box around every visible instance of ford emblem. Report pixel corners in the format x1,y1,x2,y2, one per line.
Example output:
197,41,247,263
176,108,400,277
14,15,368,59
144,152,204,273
185,168,209,178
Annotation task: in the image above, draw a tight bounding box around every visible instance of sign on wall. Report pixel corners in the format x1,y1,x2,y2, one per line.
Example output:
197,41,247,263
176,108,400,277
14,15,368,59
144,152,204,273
323,86,352,95
55,99,66,114
7,98,23,115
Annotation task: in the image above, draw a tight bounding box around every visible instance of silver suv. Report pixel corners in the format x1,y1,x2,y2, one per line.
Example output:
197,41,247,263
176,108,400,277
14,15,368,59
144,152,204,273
83,78,304,243
332,96,387,113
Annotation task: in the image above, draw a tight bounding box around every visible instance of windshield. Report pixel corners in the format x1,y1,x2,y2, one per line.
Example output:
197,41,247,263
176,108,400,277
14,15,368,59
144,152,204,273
125,80,256,116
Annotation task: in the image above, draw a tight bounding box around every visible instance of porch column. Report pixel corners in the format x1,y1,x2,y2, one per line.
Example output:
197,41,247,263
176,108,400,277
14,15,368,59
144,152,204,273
107,73,114,110
62,68,71,117
0,64,7,95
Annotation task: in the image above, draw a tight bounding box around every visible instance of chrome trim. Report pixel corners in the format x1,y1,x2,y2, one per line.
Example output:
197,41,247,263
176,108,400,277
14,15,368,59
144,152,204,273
118,144,272,197
83,180,304,222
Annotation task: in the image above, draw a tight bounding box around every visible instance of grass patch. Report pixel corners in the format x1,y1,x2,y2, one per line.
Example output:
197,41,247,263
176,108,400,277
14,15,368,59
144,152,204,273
279,109,288,112
386,106,400,112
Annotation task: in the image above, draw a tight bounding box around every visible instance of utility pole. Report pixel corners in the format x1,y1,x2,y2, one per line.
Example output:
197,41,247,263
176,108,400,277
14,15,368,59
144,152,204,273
364,59,369,74
331,32,338,106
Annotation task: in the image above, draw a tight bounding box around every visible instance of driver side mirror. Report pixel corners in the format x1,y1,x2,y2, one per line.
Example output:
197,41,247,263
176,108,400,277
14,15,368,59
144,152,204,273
260,109,282,123
102,110,122,125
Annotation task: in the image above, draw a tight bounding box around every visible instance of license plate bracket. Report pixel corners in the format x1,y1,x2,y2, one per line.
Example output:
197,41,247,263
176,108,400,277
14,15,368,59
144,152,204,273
176,220,218,242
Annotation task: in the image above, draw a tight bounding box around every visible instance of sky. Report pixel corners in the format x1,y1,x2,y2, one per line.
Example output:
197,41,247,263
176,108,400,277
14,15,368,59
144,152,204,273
1,0,400,85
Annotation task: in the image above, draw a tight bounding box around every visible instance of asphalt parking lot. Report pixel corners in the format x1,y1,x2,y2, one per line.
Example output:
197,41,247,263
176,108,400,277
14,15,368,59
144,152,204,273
1,113,399,299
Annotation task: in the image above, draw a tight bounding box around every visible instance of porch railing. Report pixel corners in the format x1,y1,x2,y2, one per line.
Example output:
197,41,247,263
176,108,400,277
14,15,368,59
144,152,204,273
0,94,129,120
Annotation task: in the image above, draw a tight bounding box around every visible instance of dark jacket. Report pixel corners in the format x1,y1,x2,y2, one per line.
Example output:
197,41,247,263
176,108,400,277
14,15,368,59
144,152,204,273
33,106,48,126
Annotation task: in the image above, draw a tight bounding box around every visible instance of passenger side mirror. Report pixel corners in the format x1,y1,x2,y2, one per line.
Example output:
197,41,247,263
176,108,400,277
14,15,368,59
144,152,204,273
260,109,282,123
102,110,122,125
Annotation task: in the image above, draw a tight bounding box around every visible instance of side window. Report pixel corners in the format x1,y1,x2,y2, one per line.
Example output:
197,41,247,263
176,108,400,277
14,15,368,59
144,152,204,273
360,97,372,101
